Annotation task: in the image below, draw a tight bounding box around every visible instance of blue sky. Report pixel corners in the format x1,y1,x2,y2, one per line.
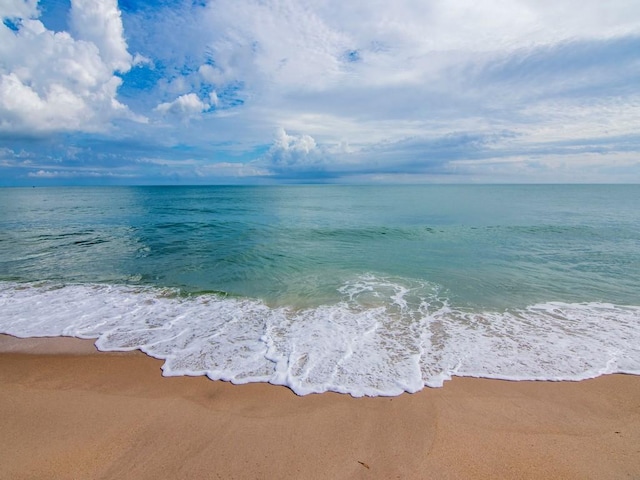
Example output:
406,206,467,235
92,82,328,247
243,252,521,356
1,0,639,185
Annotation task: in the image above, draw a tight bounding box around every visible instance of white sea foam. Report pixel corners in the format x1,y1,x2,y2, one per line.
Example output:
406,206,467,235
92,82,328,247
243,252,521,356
1,278,639,397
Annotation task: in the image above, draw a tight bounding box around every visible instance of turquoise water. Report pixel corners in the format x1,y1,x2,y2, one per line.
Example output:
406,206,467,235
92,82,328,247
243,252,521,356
1,185,639,395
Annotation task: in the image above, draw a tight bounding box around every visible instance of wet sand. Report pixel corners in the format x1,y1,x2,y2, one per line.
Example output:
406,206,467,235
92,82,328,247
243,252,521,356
1,334,639,479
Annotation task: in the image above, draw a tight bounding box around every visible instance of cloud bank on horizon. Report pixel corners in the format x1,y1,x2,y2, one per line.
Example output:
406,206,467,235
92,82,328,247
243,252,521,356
1,0,639,184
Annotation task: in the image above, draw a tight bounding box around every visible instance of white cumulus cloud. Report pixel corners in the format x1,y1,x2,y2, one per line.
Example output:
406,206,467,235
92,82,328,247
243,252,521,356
154,93,210,118
0,0,142,133
69,0,132,72
262,128,327,172
0,0,38,18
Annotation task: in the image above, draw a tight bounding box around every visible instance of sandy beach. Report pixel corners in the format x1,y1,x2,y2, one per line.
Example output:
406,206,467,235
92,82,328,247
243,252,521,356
1,334,639,480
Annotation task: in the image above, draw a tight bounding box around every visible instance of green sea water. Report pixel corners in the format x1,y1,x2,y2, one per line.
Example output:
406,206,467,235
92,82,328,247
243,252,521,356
1,185,638,308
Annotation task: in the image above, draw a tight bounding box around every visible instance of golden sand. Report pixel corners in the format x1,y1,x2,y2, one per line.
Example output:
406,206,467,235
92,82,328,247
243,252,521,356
1,335,639,479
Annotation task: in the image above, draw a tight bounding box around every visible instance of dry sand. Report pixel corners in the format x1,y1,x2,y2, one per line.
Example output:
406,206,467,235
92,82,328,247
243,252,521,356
1,334,639,480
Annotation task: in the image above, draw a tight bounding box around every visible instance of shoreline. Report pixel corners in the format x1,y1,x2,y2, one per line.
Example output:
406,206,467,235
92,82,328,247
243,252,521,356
1,334,639,479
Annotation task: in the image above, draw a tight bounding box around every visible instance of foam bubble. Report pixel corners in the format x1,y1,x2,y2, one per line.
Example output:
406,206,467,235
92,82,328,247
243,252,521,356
1,279,639,396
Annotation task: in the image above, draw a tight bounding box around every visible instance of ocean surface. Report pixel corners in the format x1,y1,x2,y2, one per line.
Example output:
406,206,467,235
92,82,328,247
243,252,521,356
1,185,639,396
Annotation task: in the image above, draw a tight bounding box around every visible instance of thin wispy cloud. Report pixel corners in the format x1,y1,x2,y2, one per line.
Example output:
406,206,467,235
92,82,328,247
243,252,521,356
1,0,639,184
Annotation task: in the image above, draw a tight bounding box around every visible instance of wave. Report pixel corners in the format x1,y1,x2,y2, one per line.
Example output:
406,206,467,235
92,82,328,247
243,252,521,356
1,277,639,397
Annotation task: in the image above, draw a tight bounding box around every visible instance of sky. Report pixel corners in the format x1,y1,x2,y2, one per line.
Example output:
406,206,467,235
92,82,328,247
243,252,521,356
1,0,639,185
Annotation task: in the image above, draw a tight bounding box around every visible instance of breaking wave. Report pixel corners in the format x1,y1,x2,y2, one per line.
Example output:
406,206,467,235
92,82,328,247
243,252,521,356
1,276,639,397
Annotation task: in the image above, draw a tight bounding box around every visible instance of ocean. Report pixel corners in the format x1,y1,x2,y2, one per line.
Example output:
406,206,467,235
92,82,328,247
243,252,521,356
1,185,639,396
